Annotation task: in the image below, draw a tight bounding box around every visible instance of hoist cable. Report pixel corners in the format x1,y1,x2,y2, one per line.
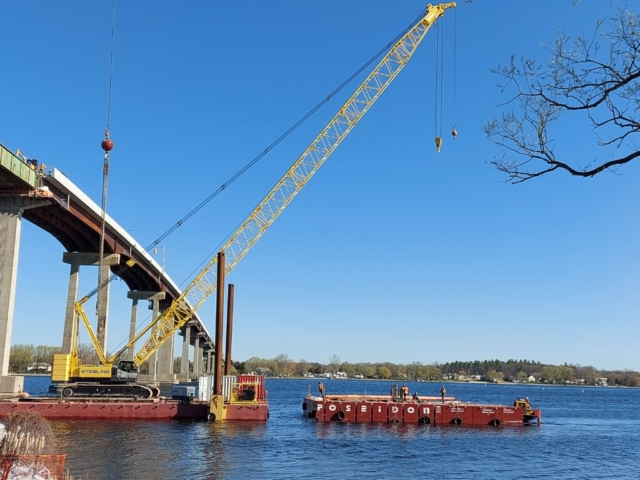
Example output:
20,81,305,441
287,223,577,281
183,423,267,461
83,7,428,301
453,8,457,130
439,16,444,137
146,8,427,255
95,0,116,319
176,8,432,286
106,0,116,132
433,25,440,137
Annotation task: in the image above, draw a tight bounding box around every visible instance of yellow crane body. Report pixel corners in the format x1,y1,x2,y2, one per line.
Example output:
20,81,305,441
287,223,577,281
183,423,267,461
57,3,455,400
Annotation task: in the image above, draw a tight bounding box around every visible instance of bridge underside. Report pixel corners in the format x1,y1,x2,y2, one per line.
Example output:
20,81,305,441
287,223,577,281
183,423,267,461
22,205,162,295
1,143,214,391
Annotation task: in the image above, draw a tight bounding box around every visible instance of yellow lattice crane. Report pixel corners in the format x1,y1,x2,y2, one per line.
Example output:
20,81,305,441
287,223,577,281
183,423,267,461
52,2,456,397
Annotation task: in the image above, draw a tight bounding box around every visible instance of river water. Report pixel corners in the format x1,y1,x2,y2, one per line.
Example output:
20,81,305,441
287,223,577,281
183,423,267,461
20,376,640,479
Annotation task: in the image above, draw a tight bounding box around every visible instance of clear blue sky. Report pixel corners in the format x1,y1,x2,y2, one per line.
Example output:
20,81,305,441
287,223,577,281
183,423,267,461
2,1,638,371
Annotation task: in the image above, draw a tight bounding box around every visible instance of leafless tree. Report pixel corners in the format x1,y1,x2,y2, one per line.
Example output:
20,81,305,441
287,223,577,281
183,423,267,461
328,354,341,374
485,5,640,183
77,343,99,365
273,353,292,374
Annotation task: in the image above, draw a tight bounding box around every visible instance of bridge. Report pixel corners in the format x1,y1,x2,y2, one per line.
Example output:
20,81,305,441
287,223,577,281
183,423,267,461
0,143,215,393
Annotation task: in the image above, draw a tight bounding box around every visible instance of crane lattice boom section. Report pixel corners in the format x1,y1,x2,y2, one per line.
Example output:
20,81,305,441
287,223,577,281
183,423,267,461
127,3,455,367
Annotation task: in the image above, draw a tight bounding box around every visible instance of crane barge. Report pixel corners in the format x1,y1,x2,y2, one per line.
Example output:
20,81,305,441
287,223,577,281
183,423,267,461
2,2,455,420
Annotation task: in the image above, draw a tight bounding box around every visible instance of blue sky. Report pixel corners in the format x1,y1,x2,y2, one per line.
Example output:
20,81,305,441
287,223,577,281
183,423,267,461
2,1,638,371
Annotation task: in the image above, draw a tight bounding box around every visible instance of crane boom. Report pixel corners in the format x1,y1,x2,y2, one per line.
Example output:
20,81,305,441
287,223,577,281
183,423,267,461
102,2,456,367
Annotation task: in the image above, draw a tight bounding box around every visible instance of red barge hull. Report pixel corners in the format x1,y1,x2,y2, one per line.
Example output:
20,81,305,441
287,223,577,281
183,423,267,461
0,398,268,421
303,395,541,426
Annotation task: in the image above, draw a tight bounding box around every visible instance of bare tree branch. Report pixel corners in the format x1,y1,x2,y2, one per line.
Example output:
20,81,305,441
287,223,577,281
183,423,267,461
485,5,640,183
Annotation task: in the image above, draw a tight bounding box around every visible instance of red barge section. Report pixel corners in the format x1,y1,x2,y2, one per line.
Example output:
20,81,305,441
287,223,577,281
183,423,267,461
303,394,541,426
0,397,268,421
0,397,211,420
0,375,268,421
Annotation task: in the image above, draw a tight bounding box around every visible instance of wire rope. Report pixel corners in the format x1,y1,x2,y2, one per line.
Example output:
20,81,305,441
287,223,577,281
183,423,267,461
453,8,457,135
96,0,116,321
84,7,428,311
434,26,438,139
439,16,444,138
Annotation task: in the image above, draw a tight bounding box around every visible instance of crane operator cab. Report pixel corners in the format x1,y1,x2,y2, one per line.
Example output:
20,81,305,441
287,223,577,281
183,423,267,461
114,360,139,381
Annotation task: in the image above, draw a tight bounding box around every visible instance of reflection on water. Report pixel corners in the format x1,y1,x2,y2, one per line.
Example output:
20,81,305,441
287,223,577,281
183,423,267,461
50,419,270,480
20,376,640,479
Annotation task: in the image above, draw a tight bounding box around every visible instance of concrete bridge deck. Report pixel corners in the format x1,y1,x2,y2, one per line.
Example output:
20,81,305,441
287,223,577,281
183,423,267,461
0,142,214,392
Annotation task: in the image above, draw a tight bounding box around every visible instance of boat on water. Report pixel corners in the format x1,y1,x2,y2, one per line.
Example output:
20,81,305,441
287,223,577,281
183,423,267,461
302,392,541,426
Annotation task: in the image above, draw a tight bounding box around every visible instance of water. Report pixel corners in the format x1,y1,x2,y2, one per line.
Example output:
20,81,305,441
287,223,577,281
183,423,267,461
20,376,640,479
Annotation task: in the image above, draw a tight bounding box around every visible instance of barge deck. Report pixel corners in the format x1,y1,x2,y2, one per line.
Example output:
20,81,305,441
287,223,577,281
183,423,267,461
303,394,541,426
0,375,270,421
0,396,268,421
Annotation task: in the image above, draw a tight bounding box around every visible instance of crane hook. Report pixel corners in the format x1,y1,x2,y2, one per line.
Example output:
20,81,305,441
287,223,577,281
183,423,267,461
452,126,458,140
435,136,442,153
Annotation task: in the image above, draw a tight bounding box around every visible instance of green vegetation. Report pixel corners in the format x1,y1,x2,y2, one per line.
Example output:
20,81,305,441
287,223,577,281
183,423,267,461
234,354,640,387
9,344,101,373
11,345,640,387
9,344,61,373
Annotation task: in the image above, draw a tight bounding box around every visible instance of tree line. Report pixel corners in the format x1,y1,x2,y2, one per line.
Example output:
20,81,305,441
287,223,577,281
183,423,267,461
9,343,185,375
10,345,640,387
235,355,640,388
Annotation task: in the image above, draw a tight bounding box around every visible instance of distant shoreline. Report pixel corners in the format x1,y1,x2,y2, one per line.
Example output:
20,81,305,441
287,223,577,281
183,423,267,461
274,377,633,388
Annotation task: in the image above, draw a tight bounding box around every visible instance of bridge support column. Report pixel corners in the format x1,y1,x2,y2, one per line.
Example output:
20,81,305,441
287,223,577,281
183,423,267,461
124,290,166,382
61,252,120,355
125,291,165,362
145,296,164,382
156,323,175,383
180,323,192,380
207,350,212,374
0,197,49,393
194,335,201,377
197,341,205,377
135,292,166,383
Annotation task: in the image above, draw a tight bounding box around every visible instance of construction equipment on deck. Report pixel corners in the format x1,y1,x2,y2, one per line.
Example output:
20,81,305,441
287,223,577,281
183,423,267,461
52,2,456,403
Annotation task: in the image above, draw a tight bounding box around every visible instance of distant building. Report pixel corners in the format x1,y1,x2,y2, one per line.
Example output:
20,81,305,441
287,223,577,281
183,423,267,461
528,375,536,382
595,377,608,387
27,362,51,373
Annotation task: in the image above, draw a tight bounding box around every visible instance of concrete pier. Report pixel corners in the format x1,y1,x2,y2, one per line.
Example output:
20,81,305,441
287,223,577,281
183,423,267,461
125,291,166,362
180,322,192,380
1,146,214,393
0,197,50,392
61,252,121,355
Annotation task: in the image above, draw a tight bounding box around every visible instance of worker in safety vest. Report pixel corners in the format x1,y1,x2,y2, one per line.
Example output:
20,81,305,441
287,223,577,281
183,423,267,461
440,385,446,403
401,384,409,401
